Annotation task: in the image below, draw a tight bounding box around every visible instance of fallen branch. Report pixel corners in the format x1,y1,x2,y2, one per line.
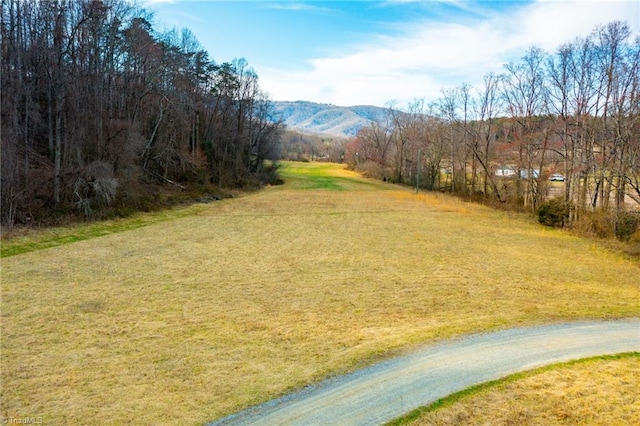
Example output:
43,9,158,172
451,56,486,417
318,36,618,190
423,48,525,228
146,168,186,190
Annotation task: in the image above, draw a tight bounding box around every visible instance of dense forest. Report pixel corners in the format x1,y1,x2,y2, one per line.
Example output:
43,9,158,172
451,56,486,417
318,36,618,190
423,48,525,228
347,21,639,236
1,0,282,225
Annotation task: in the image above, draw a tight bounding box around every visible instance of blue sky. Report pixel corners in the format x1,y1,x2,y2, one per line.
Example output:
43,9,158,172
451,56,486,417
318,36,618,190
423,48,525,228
146,1,640,107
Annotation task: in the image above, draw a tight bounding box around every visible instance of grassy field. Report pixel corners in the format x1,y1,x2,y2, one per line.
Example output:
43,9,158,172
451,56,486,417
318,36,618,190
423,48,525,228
1,162,639,424
399,353,639,425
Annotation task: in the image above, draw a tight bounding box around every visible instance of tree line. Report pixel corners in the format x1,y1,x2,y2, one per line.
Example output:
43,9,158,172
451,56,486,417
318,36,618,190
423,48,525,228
347,21,639,232
1,0,282,225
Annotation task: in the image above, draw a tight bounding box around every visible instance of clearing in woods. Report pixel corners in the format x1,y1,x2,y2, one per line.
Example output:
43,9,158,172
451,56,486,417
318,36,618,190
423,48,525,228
1,161,638,424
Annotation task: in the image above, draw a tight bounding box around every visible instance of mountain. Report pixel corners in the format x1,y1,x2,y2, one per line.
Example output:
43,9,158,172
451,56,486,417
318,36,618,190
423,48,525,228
272,101,389,138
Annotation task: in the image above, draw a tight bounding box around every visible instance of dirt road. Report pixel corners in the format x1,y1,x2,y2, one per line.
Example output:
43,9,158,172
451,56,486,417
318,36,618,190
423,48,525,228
209,320,639,426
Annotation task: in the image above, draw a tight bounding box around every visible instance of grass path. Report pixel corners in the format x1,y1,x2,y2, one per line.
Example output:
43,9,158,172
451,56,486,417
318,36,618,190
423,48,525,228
1,162,639,424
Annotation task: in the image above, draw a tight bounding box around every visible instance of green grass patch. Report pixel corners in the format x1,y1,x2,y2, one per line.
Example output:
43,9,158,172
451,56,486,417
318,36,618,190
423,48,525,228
0,204,207,258
279,161,386,191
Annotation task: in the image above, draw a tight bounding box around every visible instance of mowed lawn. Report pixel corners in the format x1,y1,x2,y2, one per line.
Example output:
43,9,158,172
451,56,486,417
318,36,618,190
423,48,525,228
1,162,638,424
406,354,640,425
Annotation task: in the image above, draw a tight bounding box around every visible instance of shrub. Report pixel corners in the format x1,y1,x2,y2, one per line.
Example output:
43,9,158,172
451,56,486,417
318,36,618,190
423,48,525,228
570,209,611,238
356,160,392,181
615,212,640,241
72,161,119,218
256,163,284,186
537,198,571,227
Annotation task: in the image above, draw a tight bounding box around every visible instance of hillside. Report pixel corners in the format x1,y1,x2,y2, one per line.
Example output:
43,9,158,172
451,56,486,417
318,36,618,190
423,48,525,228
273,101,389,137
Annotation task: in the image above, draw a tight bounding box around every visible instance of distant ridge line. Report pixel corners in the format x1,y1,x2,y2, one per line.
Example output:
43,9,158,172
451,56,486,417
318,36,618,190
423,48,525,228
273,100,390,137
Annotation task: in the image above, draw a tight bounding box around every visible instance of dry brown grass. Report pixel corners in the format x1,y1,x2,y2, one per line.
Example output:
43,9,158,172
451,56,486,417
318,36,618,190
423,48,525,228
410,355,640,425
1,162,639,424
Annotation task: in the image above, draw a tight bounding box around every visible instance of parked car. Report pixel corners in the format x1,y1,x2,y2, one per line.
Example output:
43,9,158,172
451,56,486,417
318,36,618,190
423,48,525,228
549,173,565,181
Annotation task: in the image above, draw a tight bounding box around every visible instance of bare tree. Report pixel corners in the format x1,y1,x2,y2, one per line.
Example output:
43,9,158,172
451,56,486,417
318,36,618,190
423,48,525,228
439,88,459,193
469,73,505,201
502,47,550,210
1,0,282,224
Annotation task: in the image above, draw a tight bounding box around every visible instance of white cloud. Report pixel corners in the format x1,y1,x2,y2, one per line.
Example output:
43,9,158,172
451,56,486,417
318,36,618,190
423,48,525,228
176,10,206,24
507,0,639,52
143,0,175,4
266,2,334,13
260,0,639,107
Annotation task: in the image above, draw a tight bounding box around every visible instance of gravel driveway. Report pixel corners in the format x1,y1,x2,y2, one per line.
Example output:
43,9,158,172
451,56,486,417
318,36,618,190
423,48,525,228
209,320,639,426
